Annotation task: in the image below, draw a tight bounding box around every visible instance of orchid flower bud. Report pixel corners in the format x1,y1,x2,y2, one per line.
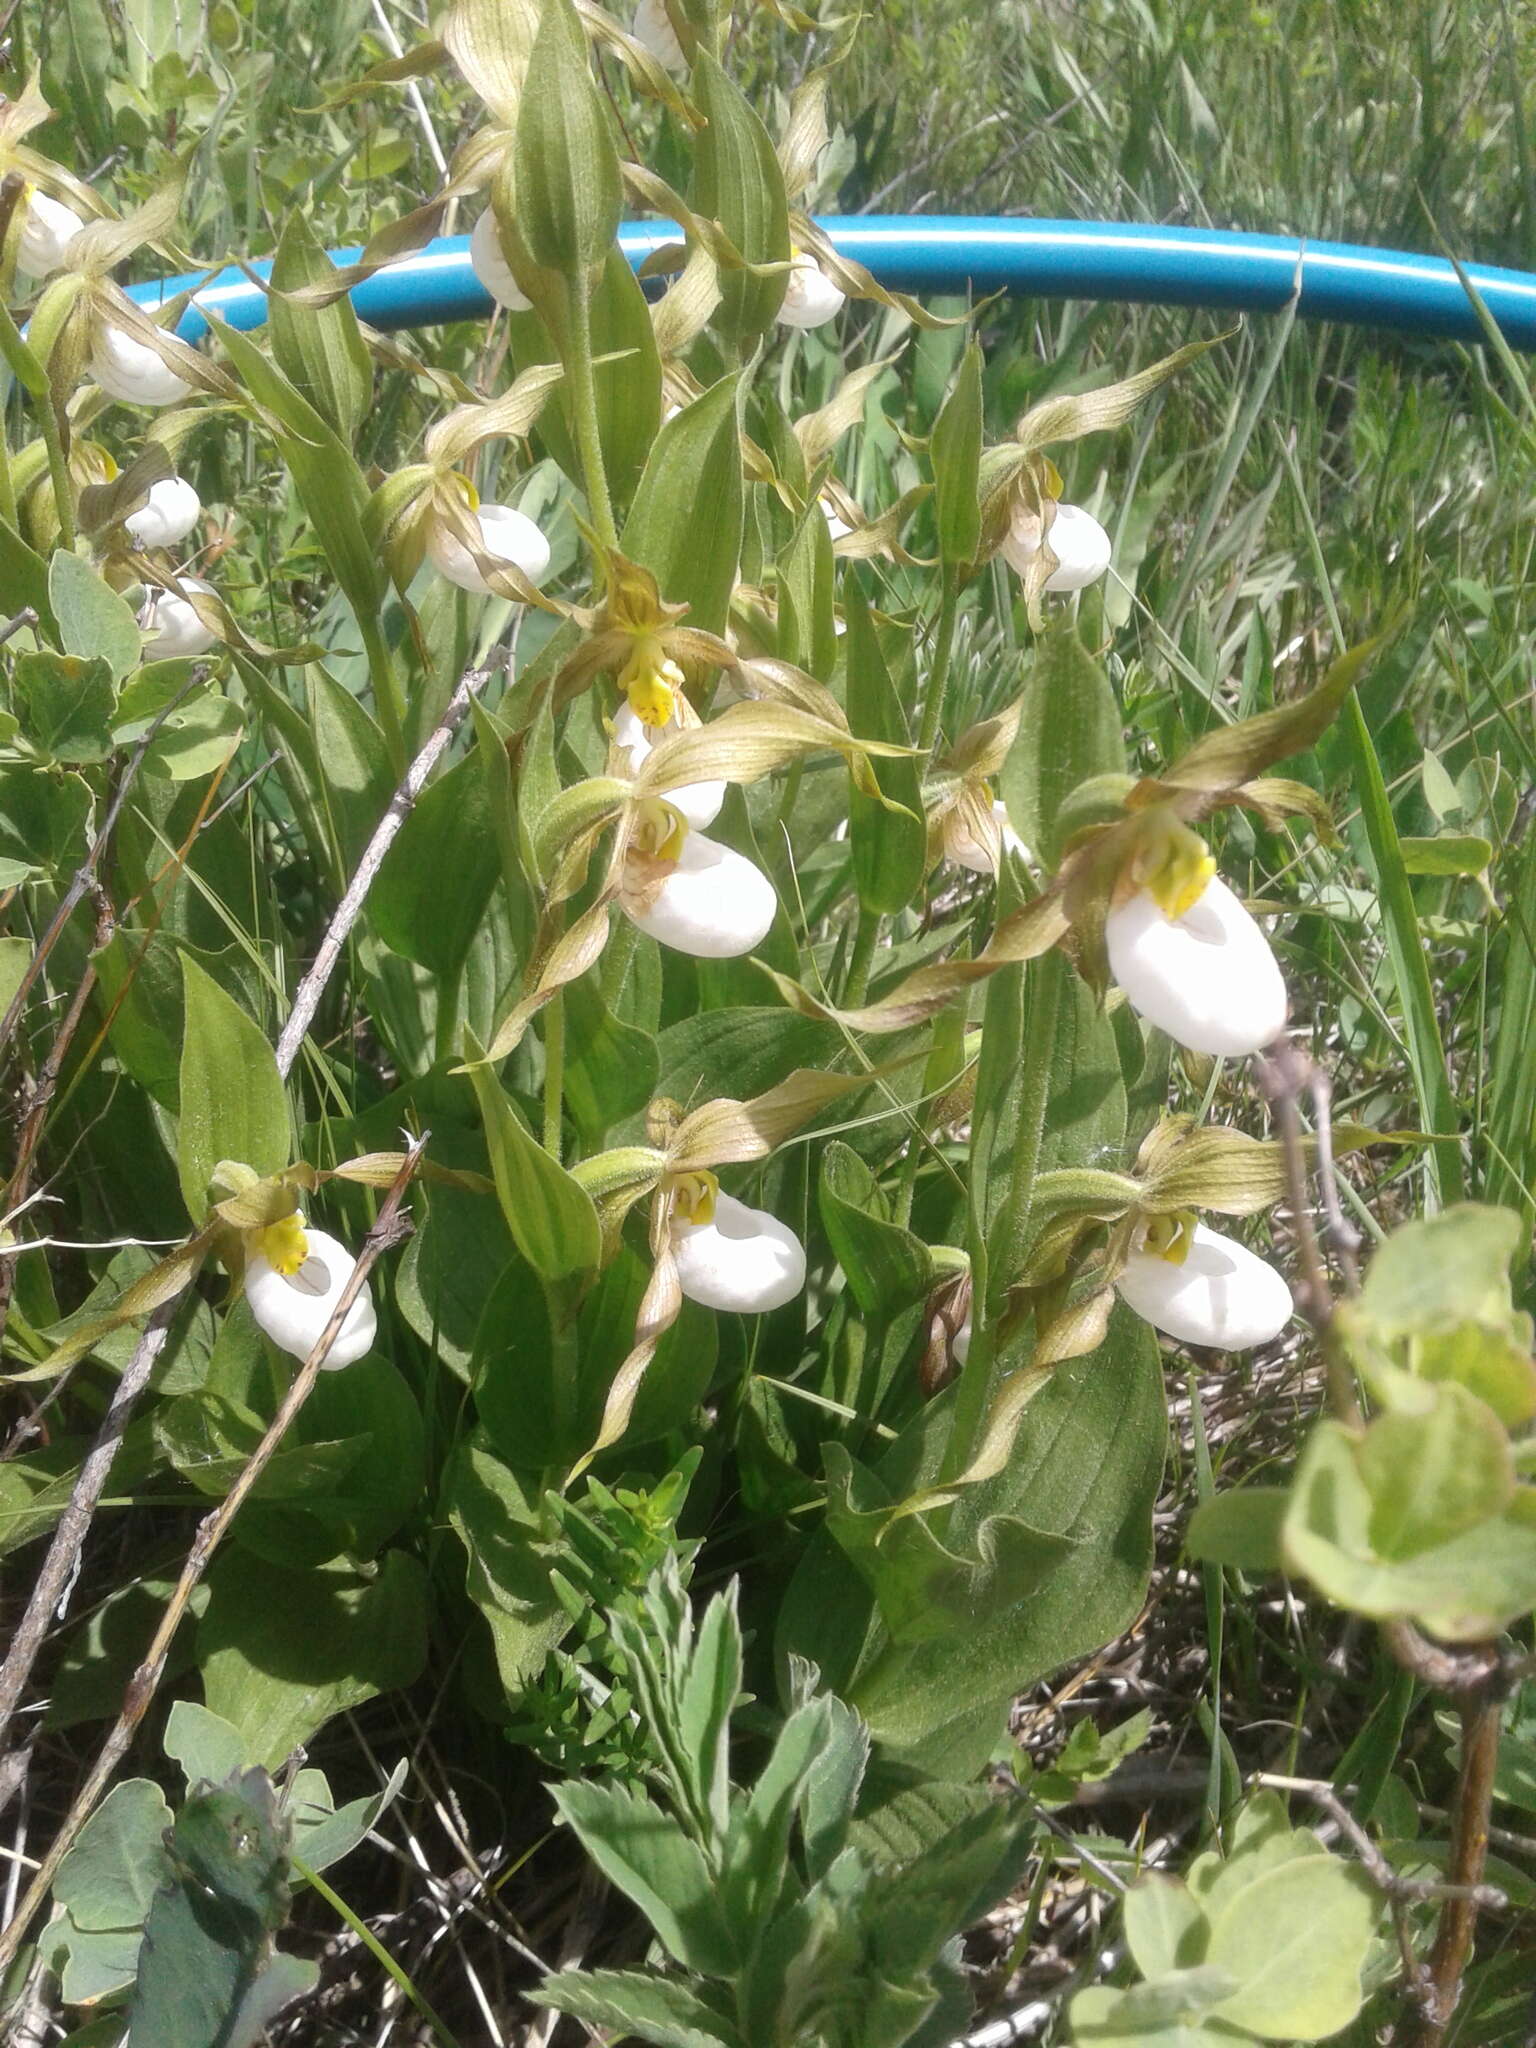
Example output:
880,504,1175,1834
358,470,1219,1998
631,0,688,76
123,476,202,549
778,251,846,330
426,501,551,595
1106,818,1287,1057
469,209,533,313
1115,1210,1292,1351
244,1212,377,1370
140,576,219,658
90,322,192,407
669,1173,806,1313
622,799,778,958
1001,503,1112,593
948,798,1030,876
612,701,725,829
17,188,84,277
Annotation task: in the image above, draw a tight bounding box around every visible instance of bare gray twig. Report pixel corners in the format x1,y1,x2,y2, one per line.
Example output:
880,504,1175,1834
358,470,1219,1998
274,660,499,1079
0,1297,179,1764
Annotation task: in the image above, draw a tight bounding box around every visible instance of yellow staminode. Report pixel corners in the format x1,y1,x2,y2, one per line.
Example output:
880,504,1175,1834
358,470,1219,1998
1143,1210,1196,1266
632,797,688,864
620,637,685,730
1138,816,1216,921
256,1211,310,1278
669,1169,718,1228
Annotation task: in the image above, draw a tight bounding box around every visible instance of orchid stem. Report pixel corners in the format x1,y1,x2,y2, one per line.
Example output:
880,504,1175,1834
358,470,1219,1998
843,907,881,1006
542,989,566,1159
360,614,408,776
917,568,959,757
566,267,617,551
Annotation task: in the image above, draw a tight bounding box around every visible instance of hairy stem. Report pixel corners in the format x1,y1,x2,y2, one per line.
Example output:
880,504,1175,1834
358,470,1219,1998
842,906,881,1007
542,988,566,1158
565,268,617,551
916,568,960,756
361,613,408,776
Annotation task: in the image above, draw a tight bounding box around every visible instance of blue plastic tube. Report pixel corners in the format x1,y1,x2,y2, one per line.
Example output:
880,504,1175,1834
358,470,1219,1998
127,215,1536,352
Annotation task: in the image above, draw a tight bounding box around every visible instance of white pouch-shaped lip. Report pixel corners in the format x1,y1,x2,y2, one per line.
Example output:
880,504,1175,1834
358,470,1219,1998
18,189,84,277
469,209,533,312
124,476,201,549
1106,874,1288,1057
1000,503,1112,592
613,702,725,830
631,0,687,76
245,1226,378,1370
778,254,846,330
1115,1222,1293,1351
624,833,778,958
673,1192,807,1313
427,502,551,595
90,322,192,407
140,577,219,658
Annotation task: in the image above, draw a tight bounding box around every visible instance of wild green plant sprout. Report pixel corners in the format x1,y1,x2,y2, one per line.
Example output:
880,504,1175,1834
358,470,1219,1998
4,0,1501,2042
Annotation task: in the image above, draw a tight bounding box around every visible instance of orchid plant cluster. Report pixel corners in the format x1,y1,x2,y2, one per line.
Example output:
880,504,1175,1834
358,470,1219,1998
0,0,1350,1494
1,9,1425,2009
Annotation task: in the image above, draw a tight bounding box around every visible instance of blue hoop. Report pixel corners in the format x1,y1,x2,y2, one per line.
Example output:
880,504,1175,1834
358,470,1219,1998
128,216,1536,352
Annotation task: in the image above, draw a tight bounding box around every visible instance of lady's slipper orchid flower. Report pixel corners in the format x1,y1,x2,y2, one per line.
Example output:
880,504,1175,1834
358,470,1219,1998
823,503,851,546
612,701,725,830
778,251,846,330
669,1172,806,1313
427,500,551,595
90,321,192,407
631,0,688,76
244,1212,377,1370
1105,815,1287,1056
469,209,532,313
140,576,218,658
621,799,778,958
1115,1210,1292,1351
123,476,201,549
17,188,83,276
1001,502,1112,593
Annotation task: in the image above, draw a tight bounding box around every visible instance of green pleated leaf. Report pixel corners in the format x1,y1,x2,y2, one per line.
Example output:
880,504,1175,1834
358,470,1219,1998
844,584,926,915
464,1027,602,1287
622,371,744,633
1000,627,1127,864
931,343,983,569
177,955,291,1223
689,50,791,344
268,211,374,440
513,0,623,276
206,314,385,621
372,746,500,981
